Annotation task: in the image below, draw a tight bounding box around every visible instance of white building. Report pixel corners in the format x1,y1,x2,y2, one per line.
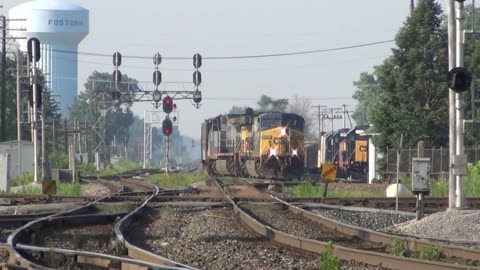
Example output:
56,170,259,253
9,0,89,116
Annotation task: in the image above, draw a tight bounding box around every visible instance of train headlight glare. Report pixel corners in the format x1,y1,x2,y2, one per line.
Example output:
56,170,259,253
269,148,277,157
281,127,288,137
292,149,298,156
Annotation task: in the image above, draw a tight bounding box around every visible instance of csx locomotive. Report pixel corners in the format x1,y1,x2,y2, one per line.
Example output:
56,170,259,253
201,110,305,179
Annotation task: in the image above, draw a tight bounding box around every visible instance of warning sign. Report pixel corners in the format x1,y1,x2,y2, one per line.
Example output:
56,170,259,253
42,180,57,195
321,163,337,181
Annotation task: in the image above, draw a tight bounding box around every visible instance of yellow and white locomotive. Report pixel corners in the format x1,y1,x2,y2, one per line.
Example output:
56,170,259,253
201,109,305,179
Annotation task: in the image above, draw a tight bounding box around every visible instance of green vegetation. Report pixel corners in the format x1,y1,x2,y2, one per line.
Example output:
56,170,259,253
48,151,69,169
429,161,480,197
387,240,408,257
318,241,341,270
418,245,444,261
284,182,384,198
57,181,82,196
161,205,175,214
97,203,133,213
8,172,82,196
97,158,140,176
146,173,206,188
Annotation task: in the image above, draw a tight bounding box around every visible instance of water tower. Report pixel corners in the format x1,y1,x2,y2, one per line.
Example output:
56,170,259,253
9,0,89,116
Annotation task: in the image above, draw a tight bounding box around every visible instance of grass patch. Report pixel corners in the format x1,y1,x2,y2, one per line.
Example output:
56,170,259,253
146,173,206,189
97,203,134,213
284,182,384,198
57,181,82,196
387,240,408,257
6,172,82,196
429,161,480,197
97,158,141,176
418,245,444,261
318,241,341,270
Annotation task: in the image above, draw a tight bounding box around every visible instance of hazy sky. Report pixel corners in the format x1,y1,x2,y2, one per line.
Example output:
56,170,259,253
3,0,455,138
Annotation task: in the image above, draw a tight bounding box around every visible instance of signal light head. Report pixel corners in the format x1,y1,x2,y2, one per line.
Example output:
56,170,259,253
163,96,173,114
162,118,173,136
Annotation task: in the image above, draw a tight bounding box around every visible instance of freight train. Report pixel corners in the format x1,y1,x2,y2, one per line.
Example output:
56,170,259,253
201,110,305,179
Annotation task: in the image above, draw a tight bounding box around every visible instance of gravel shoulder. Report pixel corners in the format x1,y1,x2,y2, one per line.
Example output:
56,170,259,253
384,210,480,248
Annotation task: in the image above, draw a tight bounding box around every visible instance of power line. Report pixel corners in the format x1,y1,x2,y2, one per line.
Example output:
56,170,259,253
47,39,394,60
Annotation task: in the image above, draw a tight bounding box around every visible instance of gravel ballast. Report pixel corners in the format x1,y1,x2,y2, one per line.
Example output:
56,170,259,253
309,207,415,231
384,210,480,246
128,206,318,270
127,205,396,270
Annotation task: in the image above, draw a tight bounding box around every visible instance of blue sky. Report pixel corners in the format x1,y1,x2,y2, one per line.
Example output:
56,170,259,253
4,0,456,138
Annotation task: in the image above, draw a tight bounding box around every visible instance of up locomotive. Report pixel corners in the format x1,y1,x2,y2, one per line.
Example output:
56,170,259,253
201,109,305,179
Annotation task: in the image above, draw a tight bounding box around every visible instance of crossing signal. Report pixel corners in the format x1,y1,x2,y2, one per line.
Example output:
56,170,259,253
162,118,173,136
163,96,173,114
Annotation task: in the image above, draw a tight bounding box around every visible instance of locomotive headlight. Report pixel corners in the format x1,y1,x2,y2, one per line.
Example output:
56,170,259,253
269,148,277,157
292,149,298,157
280,127,288,137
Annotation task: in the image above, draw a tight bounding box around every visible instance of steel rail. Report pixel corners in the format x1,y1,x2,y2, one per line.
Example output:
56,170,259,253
15,244,187,270
214,177,479,270
6,183,126,268
114,180,196,270
6,172,190,269
273,195,480,266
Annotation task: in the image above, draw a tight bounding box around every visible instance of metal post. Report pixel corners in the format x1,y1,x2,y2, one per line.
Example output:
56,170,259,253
31,43,39,183
166,136,170,173
448,0,457,209
396,133,403,212
342,104,347,128
1,16,6,141
455,0,466,208
16,50,22,177
41,95,46,179
52,118,56,152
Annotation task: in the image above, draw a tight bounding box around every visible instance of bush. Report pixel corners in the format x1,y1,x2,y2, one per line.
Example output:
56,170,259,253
418,245,444,261
49,151,69,169
318,241,341,270
387,240,407,257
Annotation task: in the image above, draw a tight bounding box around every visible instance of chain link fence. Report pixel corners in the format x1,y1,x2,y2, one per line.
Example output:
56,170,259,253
384,147,480,181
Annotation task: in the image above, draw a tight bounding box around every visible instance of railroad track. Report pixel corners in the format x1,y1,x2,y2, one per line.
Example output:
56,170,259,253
214,177,480,270
4,172,194,270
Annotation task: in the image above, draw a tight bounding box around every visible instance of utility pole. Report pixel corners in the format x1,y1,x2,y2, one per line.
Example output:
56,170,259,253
16,49,21,176
410,0,415,14
312,105,326,139
447,0,457,210
1,16,6,141
455,0,466,208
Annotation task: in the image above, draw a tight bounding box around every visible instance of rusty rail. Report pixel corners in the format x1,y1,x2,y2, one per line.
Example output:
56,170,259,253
273,195,480,266
214,177,479,270
6,172,192,269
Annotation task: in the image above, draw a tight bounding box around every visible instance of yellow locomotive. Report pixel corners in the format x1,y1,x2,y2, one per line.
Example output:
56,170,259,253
201,110,305,179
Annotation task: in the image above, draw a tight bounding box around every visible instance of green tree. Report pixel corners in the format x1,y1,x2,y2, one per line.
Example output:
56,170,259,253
228,105,247,114
368,0,448,150
257,95,288,112
68,71,139,155
352,72,378,126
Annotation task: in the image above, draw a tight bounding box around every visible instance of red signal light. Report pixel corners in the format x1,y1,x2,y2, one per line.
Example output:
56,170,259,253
163,96,173,114
173,104,177,111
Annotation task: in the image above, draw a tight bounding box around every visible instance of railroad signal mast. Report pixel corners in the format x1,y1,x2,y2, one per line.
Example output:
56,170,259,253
27,37,41,183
